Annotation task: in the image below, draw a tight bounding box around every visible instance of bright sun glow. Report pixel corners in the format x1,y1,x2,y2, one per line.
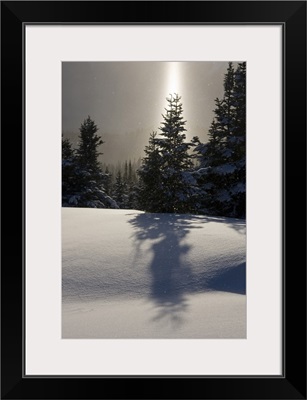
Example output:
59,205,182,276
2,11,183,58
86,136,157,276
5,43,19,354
167,62,180,95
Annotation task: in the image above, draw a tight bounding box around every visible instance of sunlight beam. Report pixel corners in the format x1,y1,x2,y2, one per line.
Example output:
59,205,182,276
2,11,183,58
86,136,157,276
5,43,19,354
167,62,180,95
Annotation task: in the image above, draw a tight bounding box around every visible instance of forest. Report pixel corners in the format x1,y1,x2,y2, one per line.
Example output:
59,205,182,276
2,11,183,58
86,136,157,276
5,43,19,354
62,62,246,219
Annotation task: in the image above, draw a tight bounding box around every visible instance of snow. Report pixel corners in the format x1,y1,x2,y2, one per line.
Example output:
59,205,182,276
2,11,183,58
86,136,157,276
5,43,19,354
182,171,197,185
217,190,232,202
231,182,246,194
62,208,246,338
68,195,79,205
214,164,237,175
194,167,211,176
222,148,233,158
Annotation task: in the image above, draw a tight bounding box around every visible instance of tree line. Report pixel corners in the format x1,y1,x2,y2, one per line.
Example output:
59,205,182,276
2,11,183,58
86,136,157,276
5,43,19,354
62,62,246,218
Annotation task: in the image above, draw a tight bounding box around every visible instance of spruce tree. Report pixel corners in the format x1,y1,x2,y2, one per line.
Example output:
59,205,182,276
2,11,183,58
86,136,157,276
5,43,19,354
125,160,138,209
193,62,246,218
103,166,113,196
76,116,104,174
156,94,196,213
113,170,127,208
62,116,118,208
229,62,246,217
138,94,197,213
62,136,77,206
137,131,163,212
123,161,128,184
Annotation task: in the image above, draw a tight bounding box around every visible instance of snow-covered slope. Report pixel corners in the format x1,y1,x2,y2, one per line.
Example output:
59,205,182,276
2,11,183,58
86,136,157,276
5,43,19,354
62,208,246,338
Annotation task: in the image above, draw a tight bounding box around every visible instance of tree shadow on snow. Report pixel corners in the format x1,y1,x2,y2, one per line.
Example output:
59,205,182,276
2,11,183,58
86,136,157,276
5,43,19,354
128,212,246,327
207,262,246,295
129,213,199,326
186,214,246,235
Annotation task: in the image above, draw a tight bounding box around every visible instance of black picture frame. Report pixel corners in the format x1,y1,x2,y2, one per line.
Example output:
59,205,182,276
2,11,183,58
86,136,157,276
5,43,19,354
1,1,306,399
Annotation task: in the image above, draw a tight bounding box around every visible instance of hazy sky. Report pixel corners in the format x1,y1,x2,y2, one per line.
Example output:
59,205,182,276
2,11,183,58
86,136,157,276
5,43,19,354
62,61,231,164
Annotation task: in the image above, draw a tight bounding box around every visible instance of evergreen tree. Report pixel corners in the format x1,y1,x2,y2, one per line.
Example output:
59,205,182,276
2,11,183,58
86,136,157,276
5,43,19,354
193,62,246,218
76,116,104,173
62,116,118,209
137,131,163,212
101,160,140,209
156,94,196,213
123,161,128,184
138,94,197,213
62,136,78,206
127,182,139,210
113,170,127,208
229,62,246,217
125,160,138,209
103,166,113,196
128,160,136,186
62,136,74,160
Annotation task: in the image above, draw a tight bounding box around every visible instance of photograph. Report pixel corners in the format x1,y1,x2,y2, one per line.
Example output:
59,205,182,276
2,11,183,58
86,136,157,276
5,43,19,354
61,61,246,339
1,0,306,397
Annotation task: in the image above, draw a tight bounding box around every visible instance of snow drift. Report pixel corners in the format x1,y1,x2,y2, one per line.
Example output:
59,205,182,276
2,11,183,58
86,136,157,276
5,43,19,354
62,208,246,338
